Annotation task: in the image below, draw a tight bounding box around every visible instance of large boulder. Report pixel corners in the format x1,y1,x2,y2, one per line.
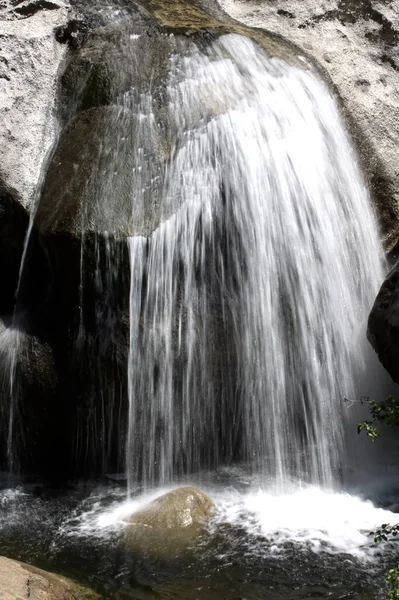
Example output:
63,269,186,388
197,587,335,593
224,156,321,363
35,106,170,238
0,556,100,600
219,0,399,252
28,0,315,481
368,262,399,384
124,487,214,558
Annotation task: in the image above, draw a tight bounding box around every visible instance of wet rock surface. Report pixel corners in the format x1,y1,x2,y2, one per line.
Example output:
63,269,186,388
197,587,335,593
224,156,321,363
0,556,101,600
125,487,214,559
128,486,214,528
219,0,399,252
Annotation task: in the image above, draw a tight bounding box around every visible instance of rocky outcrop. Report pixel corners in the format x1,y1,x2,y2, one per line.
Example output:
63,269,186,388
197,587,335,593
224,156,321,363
124,487,214,558
0,556,101,600
22,0,318,480
219,0,399,252
2,0,396,478
0,0,70,211
368,262,399,384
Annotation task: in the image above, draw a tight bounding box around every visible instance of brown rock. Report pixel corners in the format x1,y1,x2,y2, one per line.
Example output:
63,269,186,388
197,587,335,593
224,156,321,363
0,556,101,600
129,486,214,529
124,487,214,559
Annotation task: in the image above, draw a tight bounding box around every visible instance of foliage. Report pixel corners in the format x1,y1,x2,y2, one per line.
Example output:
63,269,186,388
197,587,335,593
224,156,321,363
357,396,399,442
374,524,399,544
357,397,399,599
386,567,399,600
372,522,399,599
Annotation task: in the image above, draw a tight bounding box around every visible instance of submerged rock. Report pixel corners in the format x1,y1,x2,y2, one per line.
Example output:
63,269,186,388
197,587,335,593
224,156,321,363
124,487,214,558
0,556,101,600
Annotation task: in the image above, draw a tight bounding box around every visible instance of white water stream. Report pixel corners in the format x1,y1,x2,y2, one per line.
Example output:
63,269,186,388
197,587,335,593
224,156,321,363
126,34,385,491
0,27,396,600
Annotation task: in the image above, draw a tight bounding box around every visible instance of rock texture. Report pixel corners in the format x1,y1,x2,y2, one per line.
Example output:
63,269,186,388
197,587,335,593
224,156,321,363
368,262,399,384
0,0,70,211
125,487,214,559
0,556,100,600
219,0,399,251
128,486,214,529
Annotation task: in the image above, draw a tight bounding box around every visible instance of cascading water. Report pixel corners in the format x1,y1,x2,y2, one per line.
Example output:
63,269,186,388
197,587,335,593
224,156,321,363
126,34,384,491
1,8,399,598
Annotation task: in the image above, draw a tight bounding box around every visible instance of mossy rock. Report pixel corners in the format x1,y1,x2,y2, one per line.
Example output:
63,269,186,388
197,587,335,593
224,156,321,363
139,0,309,66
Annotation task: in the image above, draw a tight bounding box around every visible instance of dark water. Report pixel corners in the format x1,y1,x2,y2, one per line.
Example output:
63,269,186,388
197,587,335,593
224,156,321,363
1,473,399,600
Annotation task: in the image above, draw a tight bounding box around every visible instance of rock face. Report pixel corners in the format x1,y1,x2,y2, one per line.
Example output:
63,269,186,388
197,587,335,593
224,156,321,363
219,0,399,252
0,0,70,211
0,556,100,600
368,262,399,384
10,0,318,481
125,487,214,559
1,0,396,478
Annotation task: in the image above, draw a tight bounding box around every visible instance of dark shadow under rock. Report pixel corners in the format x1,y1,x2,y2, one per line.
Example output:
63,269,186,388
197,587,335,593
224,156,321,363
368,262,399,385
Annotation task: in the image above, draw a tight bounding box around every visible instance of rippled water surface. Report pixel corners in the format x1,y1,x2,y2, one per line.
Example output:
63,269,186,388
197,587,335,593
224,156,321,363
1,471,399,599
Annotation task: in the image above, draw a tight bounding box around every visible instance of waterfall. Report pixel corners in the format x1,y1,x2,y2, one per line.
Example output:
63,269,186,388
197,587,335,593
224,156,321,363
125,34,384,491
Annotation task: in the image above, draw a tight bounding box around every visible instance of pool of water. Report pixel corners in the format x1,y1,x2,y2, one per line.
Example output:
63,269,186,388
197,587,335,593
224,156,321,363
1,470,399,599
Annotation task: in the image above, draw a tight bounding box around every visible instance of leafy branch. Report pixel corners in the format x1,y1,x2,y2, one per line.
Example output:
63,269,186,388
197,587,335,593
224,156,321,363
356,396,399,599
374,524,399,544
373,526,399,600
357,396,399,442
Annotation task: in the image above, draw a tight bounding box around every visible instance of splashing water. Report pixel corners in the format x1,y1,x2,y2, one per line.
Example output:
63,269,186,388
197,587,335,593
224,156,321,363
126,33,384,492
47,479,399,561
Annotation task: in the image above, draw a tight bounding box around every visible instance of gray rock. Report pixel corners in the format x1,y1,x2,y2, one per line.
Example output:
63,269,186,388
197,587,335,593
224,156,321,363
0,556,101,600
0,1,70,211
218,0,399,251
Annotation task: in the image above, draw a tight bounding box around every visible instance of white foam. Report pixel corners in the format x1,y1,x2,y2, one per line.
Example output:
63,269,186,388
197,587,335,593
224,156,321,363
212,485,399,558
54,483,399,560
